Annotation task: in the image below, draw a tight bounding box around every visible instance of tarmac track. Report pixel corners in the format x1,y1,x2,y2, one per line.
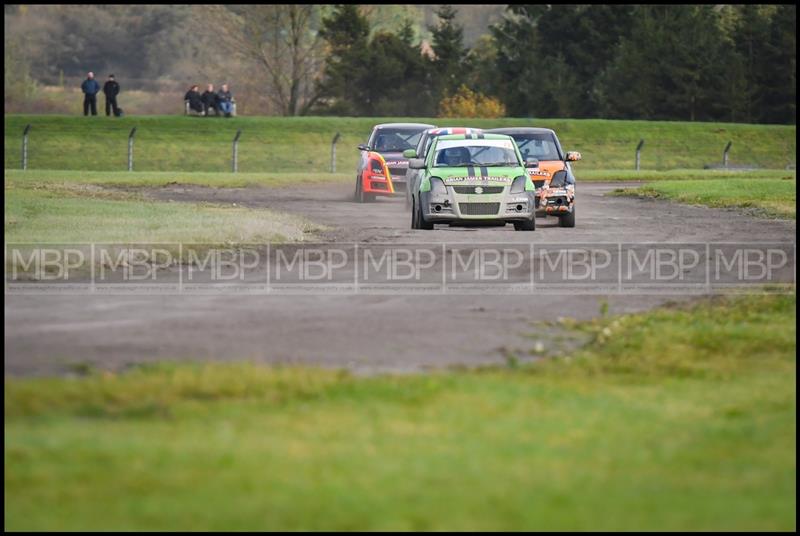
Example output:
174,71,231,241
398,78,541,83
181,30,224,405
4,181,795,375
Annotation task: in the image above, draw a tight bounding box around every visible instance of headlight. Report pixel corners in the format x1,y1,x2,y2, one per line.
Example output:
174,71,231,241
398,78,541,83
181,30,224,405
430,176,447,195
510,175,527,194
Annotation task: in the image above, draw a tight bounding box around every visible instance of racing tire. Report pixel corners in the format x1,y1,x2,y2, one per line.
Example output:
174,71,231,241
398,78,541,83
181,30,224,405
514,216,536,231
411,197,419,229
559,207,576,228
417,197,433,230
355,177,375,203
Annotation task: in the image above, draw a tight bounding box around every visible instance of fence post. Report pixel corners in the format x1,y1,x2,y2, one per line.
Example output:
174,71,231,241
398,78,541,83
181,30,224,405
21,124,31,170
723,141,732,168
232,129,242,173
127,127,137,171
330,132,341,173
635,139,645,171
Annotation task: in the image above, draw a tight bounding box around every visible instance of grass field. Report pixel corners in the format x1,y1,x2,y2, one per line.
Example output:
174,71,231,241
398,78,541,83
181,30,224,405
5,181,321,244
5,115,796,173
614,178,797,219
6,168,796,188
5,293,795,531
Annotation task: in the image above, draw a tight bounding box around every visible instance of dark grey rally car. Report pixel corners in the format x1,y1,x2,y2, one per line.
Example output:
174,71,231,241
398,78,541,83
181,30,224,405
356,123,435,196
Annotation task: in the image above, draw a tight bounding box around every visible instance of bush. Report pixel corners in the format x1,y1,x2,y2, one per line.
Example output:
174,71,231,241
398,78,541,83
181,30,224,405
438,85,506,118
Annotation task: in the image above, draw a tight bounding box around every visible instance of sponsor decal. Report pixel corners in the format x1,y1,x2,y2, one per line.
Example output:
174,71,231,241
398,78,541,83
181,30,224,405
527,169,550,176
384,161,408,167
444,176,513,184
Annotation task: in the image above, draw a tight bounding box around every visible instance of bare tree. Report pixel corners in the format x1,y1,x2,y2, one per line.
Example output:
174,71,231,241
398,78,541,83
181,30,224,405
207,5,324,116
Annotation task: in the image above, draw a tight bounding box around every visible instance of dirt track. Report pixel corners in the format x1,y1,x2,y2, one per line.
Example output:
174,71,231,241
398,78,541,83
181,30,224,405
5,182,796,375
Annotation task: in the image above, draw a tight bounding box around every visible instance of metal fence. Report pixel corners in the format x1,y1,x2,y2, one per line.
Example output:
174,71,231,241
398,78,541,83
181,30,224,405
6,123,797,173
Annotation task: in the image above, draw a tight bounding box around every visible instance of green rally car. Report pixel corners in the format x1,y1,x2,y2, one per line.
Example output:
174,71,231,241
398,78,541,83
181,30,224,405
408,133,538,231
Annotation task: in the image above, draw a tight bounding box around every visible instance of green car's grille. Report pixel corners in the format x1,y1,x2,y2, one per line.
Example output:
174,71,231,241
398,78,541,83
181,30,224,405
458,202,500,216
452,186,504,194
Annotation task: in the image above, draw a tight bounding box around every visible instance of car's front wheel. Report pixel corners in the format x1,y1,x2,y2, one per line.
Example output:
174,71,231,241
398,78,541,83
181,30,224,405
559,207,576,228
355,176,374,203
417,196,433,230
514,216,536,231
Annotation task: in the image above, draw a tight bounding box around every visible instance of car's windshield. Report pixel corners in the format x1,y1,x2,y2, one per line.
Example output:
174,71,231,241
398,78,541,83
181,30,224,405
512,134,562,161
372,129,424,152
432,139,520,167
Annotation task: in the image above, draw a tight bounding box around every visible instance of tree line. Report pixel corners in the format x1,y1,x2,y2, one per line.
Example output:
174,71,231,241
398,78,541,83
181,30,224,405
315,4,795,124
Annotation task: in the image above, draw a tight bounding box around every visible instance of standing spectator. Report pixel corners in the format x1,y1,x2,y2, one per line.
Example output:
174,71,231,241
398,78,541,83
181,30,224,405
184,84,204,114
217,83,235,117
81,72,100,116
103,74,120,117
201,84,218,116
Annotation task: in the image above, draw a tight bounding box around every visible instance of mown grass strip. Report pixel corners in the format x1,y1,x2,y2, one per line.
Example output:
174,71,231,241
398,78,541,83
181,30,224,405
612,178,797,219
5,187,322,244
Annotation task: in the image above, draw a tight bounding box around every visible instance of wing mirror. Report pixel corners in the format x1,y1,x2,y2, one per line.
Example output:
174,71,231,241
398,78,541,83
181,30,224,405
408,158,426,169
525,158,539,168
565,151,581,162
403,149,417,158
358,144,370,152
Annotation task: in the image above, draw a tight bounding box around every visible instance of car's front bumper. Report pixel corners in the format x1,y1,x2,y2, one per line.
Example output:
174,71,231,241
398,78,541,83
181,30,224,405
535,187,575,217
421,188,536,223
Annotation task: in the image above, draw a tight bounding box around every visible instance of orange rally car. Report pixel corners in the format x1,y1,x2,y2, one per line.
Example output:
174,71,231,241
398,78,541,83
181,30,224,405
354,150,395,203
487,127,581,227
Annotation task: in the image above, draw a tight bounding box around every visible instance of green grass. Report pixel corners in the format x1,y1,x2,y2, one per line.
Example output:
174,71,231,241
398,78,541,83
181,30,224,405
613,177,797,218
5,293,796,531
5,185,320,244
580,168,796,182
5,114,796,172
4,169,351,189
6,168,795,190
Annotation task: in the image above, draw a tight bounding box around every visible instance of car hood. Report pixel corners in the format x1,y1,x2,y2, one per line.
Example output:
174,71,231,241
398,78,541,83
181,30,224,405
525,160,566,181
431,166,524,186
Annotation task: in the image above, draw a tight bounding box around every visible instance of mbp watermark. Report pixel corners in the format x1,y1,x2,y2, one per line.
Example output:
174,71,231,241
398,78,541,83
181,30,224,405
5,241,795,295
534,243,619,293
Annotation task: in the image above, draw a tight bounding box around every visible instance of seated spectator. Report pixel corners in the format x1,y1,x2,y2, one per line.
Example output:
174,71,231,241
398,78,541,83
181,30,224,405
217,83,235,118
184,85,204,114
201,84,218,116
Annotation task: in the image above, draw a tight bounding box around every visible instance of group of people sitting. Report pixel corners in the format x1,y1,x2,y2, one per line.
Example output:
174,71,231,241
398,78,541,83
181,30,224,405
184,83,235,117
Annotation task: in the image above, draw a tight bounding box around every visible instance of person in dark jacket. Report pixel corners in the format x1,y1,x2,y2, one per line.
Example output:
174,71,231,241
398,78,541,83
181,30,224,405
103,74,120,117
81,72,101,116
201,84,218,116
217,83,235,117
184,85,204,114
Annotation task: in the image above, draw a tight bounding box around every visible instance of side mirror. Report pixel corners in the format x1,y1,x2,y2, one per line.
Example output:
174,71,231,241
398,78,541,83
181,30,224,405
358,144,370,152
566,151,581,162
403,149,417,158
525,158,539,168
408,158,426,170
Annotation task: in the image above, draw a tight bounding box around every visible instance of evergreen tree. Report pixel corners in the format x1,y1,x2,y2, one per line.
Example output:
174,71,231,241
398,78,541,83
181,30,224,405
760,4,796,123
317,4,371,115
600,6,731,122
428,5,468,101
